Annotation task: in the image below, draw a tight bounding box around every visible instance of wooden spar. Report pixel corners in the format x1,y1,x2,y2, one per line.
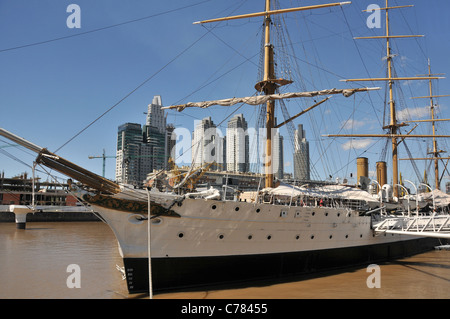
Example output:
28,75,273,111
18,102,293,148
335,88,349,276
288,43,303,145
162,88,379,111
193,1,351,25
403,119,450,123
0,128,43,154
0,127,121,194
397,124,418,147
324,134,450,138
36,149,121,194
362,5,414,11
341,77,444,82
275,97,330,129
400,157,450,161
354,35,423,39
411,95,450,99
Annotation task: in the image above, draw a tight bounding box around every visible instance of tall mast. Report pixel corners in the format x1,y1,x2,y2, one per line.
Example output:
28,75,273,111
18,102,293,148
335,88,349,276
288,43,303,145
264,0,276,188
402,59,450,190
337,0,447,198
193,1,351,189
385,0,400,197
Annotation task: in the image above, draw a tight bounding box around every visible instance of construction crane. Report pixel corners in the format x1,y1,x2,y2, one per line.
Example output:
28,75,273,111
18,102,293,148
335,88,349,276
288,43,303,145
88,149,116,177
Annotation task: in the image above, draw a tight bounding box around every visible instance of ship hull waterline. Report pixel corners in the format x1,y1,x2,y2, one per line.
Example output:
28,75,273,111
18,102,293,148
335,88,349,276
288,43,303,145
90,197,445,294
122,237,439,294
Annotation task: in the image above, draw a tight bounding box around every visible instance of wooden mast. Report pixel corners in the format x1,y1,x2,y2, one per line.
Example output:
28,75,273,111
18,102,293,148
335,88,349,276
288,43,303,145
193,1,351,188
400,60,450,190
338,1,446,198
264,0,275,188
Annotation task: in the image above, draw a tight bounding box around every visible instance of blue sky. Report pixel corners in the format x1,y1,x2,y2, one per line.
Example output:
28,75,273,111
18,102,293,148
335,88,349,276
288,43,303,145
0,0,449,190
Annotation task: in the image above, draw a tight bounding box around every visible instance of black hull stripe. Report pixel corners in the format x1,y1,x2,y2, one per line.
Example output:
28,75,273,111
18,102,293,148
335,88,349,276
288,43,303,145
122,237,446,294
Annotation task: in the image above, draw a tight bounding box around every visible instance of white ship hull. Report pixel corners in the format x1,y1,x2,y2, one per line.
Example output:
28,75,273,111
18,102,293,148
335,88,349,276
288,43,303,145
91,193,440,293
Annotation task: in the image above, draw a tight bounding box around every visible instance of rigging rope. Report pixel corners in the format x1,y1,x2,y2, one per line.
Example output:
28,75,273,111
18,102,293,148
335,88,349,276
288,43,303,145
0,0,213,54
55,24,216,153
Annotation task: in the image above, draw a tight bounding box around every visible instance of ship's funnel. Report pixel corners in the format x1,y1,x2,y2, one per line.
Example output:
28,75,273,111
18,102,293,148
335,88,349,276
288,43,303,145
376,161,387,191
357,157,370,190
357,157,368,180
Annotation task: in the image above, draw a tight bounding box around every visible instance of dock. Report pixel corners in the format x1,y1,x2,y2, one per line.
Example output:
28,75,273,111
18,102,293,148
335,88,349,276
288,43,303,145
0,204,99,228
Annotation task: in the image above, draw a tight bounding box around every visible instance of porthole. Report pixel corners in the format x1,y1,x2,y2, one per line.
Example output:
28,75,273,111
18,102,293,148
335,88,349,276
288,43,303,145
312,212,315,216
127,214,145,225
218,234,224,240
267,235,272,240
211,204,217,210
151,218,162,225
329,235,333,239
178,232,184,238
235,207,240,212
310,235,315,239
255,208,261,213
295,211,301,218
296,235,300,240
345,234,349,238
360,234,363,238
248,235,253,240
177,201,183,207
325,212,329,217
337,213,341,217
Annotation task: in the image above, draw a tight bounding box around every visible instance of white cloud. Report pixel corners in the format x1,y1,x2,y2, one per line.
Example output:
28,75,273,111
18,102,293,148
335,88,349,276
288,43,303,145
342,139,373,150
341,119,366,130
397,106,429,121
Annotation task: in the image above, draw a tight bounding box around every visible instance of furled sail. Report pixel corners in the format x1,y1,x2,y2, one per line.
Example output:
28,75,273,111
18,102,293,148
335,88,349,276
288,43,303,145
162,87,379,112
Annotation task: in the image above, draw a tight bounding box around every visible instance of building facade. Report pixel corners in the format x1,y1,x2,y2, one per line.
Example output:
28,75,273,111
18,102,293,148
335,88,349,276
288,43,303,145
226,114,249,173
192,117,225,170
293,124,310,181
115,95,171,186
115,123,147,185
272,129,284,180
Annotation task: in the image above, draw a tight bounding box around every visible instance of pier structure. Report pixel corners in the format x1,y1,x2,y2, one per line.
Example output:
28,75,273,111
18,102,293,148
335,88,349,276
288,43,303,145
0,204,94,229
8,205,33,229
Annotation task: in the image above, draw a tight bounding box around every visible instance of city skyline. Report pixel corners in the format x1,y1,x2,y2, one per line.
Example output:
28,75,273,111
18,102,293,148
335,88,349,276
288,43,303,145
115,95,309,185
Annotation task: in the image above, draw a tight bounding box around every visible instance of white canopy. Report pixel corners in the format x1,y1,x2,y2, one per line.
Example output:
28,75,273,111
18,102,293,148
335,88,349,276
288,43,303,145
262,183,379,203
420,189,450,208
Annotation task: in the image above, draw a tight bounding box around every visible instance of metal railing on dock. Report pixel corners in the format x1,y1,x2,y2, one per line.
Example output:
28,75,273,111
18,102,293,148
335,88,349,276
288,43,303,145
374,214,450,239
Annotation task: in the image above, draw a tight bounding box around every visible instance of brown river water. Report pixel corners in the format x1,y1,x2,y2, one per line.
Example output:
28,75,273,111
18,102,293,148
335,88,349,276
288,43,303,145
0,221,448,299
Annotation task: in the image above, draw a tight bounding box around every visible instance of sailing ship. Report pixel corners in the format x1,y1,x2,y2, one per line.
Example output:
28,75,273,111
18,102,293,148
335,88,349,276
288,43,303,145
1,0,449,294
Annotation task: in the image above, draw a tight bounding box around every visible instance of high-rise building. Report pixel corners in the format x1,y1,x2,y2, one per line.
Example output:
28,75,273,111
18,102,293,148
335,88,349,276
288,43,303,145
115,123,149,185
116,95,172,186
145,95,166,134
192,117,225,170
273,129,284,180
226,114,249,173
143,95,167,171
166,124,176,166
293,124,310,181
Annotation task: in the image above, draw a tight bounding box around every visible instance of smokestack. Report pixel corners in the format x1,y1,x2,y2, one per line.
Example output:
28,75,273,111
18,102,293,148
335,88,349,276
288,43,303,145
357,157,368,181
376,161,387,190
